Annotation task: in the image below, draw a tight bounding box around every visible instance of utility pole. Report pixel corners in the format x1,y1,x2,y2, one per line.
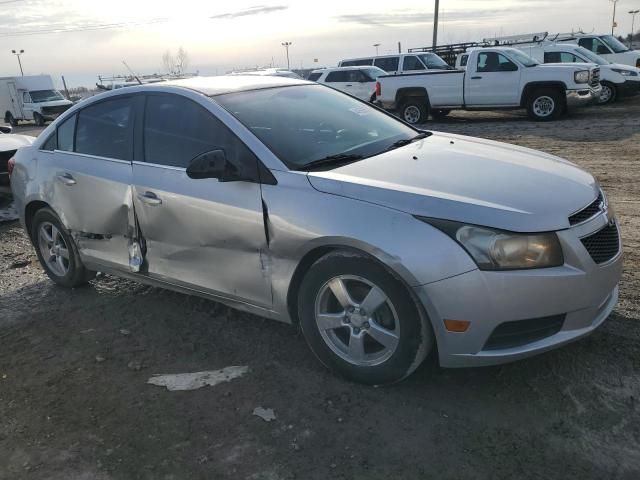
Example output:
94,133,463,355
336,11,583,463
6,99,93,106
11,49,24,76
373,43,381,55
281,42,292,70
432,0,440,51
611,0,619,35
630,10,640,48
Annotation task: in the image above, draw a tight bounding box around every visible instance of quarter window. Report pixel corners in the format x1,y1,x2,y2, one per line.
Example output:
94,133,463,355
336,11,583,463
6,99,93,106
41,132,57,151
373,57,400,72
57,114,76,152
402,56,426,71
143,94,258,179
307,72,322,82
75,98,134,160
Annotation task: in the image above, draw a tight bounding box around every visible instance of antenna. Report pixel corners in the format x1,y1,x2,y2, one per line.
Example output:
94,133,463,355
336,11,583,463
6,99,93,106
122,60,142,85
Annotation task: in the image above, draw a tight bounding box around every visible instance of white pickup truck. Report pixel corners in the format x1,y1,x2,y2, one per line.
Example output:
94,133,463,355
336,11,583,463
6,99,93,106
376,47,601,123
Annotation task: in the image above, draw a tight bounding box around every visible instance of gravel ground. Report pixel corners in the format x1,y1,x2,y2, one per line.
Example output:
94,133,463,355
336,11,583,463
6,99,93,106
1,99,639,480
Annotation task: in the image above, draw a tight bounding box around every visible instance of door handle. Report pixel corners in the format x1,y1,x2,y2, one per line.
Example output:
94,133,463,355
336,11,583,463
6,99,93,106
56,173,76,186
345,84,353,87
137,191,162,206
471,76,482,80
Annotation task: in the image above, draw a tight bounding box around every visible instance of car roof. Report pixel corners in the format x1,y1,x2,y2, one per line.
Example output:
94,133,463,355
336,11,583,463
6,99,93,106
160,75,309,96
311,66,384,73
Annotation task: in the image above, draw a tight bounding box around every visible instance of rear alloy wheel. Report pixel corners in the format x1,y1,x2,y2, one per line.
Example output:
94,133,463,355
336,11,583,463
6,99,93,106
32,208,95,288
400,100,428,125
34,112,45,127
527,89,563,121
298,251,432,385
598,82,617,104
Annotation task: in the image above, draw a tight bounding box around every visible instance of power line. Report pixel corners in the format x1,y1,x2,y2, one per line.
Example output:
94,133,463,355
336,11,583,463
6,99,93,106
0,17,168,37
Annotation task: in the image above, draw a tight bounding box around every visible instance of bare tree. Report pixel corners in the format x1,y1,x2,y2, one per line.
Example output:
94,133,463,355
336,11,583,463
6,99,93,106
176,47,190,75
162,48,189,75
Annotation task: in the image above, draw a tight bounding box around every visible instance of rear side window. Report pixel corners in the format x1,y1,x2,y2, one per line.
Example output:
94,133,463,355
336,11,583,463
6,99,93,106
307,72,322,82
143,94,258,178
545,52,581,63
75,98,134,160
57,114,76,152
374,57,399,72
325,71,348,82
402,56,426,71
340,59,373,67
460,54,469,67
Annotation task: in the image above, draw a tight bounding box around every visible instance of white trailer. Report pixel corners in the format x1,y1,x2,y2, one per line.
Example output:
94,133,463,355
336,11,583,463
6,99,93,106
0,75,73,126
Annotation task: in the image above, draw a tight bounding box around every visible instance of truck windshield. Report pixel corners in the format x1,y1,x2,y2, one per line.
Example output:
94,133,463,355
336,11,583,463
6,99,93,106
509,50,539,67
575,47,609,65
29,90,65,103
418,53,452,70
601,35,629,53
215,84,419,170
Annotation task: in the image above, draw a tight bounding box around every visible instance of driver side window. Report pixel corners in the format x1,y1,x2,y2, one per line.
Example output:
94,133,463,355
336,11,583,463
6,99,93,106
143,94,258,179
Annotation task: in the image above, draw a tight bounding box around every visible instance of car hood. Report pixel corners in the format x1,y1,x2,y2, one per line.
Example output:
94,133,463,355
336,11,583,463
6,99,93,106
307,132,598,232
604,63,640,74
538,62,595,71
0,134,35,152
37,99,73,107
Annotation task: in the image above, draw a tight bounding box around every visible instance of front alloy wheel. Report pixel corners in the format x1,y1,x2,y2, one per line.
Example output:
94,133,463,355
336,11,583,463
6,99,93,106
598,82,617,104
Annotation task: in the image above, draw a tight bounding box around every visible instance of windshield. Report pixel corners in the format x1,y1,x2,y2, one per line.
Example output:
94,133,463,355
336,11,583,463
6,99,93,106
601,35,629,53
215,85,418,170
575,47,609,65
509,50,539,67
29,90,65,103
418,53,451,70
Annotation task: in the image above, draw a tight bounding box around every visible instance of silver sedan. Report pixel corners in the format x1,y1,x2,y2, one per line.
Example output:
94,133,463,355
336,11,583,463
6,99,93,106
9,76,622,384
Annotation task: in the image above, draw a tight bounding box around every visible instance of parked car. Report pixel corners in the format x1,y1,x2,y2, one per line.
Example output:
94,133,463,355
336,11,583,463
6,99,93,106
227,68,301,79
377,47,601,123
517,44,640,104
338,53,453,74
307,66,386,101
555,33,640,68
0,124,34,185
10,76,622,384
0,75,73,127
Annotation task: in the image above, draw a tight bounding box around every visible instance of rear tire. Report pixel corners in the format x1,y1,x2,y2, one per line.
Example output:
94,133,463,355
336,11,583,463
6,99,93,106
598,82,617,104
526,88,563,121
34,112,45,127
6,112,18,127
399,99,429,125
298,250,432,385
31,208,96,288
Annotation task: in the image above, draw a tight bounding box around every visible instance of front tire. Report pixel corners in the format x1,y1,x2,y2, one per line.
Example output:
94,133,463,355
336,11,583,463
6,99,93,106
526,88,563,121
399,99,428,125
298,251,432,385
31,208,95,288
598,82,617,104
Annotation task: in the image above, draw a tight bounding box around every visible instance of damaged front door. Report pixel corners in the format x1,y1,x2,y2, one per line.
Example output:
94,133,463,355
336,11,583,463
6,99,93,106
132,93,272,308
44,96,137,269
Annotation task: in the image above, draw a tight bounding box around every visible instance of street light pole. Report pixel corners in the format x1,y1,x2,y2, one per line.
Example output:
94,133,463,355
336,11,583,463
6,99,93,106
373,43,381,55
630,10,640,49
11,49,24,76
432,0,439,51
611,0,619,35
281,42,292,70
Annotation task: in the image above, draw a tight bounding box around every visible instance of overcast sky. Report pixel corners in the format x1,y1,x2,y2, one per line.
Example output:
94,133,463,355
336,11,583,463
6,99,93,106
0,0,635,87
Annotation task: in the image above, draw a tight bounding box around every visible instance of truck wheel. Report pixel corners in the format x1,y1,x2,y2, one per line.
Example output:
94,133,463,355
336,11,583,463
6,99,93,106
298,250,433,385
598,82,617,104
34,113,45,127
431,109,451,120
527,89,563,121
6,112,18,127
400,100,428,125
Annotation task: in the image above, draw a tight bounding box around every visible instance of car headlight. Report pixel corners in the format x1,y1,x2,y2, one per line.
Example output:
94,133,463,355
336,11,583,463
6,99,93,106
574,70,590,84
611,68,638,77
417,218,564,270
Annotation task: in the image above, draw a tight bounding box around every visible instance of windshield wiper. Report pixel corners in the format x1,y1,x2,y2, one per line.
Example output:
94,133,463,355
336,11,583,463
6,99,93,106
298,153,365,171
385,132,431,151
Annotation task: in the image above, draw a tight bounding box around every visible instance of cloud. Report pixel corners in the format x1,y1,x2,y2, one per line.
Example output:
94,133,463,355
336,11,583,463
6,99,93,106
210,5,288,20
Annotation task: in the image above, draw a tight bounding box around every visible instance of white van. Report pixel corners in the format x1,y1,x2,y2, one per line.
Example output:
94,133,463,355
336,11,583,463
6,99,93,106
518,44,640,104
307,66,386,102
0,75,73,126
338,53,453,75
555,34,640,68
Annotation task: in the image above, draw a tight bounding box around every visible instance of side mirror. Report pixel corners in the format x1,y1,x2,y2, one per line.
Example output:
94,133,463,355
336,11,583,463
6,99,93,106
0,125,12,134
186,149,243,182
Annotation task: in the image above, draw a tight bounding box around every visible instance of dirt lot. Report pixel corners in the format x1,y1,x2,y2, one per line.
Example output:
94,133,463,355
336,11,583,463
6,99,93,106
1,99,639,480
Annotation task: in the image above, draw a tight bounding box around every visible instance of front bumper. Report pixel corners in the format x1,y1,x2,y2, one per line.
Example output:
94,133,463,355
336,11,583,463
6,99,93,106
616,79,640,97
566,84,601,108
414,213,623,368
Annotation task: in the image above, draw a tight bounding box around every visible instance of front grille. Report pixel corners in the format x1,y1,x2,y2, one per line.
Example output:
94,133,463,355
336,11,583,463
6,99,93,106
569,192,603,225
580,223,620,264
484,315,565,351
591,68,600,87
41,104,71,116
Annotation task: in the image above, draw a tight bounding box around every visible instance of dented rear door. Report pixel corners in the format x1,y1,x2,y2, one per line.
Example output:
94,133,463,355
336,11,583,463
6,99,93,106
132,93,272,307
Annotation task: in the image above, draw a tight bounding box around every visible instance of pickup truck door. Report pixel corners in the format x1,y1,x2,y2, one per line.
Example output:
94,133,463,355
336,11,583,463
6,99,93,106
465,52,521,106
